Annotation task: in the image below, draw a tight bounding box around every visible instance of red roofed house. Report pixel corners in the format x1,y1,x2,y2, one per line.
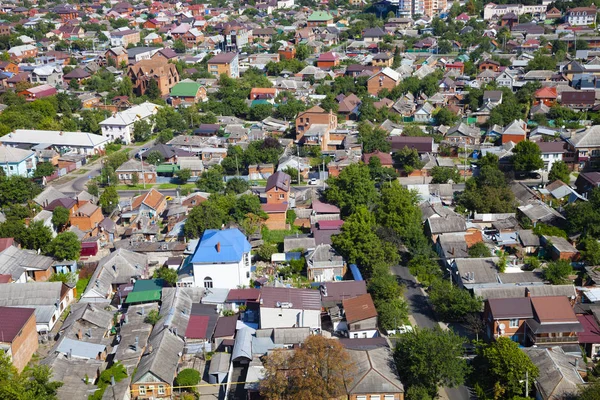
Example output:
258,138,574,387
249,87,278,100
445,62,465,74
342,293,379,338
362,150,393,167
317,51,340,69
18,84,57,101
534,87,558,106
261,171,291,230
0,237,14,252
225,288,260,312
185,314,210,344
0,306,38,371
577,314,600,359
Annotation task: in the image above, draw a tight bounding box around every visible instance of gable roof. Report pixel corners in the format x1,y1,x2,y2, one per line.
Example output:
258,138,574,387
530,296,578,323
487,297,534,319
345,347,404,394
190,228,251,264
131,188,165,211
343,293,377,323
0,306,34,342
265,171,290,192
260,287,321,310
133,328,184,384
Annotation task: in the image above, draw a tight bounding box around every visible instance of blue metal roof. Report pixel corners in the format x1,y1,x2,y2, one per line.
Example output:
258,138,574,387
190,228,251,264
349,264,363,281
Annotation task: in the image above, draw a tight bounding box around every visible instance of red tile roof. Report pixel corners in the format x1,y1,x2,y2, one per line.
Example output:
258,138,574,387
226,288,260,302
0,306,34,342
185,315,210,339
535,87,557,99
316,220,344,230
577,314,600,344
343,293,378,323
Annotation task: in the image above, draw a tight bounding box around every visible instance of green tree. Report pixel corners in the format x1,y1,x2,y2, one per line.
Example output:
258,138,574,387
183,199,228,238
87,181,99,197
406,385,433,400
256,243,277,262
430,166,461,184
357,123,391,153
130,171,139,186
468,242,492,258
19,220,53,252
51,206,70,231
145,79,161,100
0,350,63,400
176,168,192,184
175,369,200,393
296,43,310,61
225,177,249,194
434,108,459,126
512,140,544,173
144,309,161,325
156,129,174,144
543,259,573,284
325,164,377,217
367,156,398,184
394,146,424,174
472,337,539,399
173,39,186,54
429,280,483,321
33,161,55,178
145,151,163,165
548,160,570,183
99,187,119,214
580,237,600,265
153,267,178,286
196,167,224,193
46,232,81,261
578,380,600,400
393,328,468,397
248,103,273,121
408,256,443,286
133,119,152,142
0,176,42,207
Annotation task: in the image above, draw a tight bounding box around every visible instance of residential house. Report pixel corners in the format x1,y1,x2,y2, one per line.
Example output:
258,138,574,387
566,125,600,170
345,347,405,400
0,307,38,371
306,244,345,282
207,52,239,78
189,228,251,290
367,67,401,96
277,155,311,179
3,129,108,156
526,296,583,346
524,347,586,400
259,287,322,329
141,143,195,163
130,189,167,220
363,27,386,43
371,53,393,68
502,119,527,144
0,146,36,177
567,6,597,26
295,105,338,150
317,51,340,69
100,102,159,144
63,68,91,85
105,46,128,67
307,11,334,27
7,45,37,62
479,59,501,72
389,136,434,154
414,103,435,123
29,65,63,87
69,202,103,238
19,84,57,101
337,93,362,120
484,297,534,342
110,29,141,48
446,123,480,145
538,141,565,173
0,245,56,282
575,171,600,197
534,87,558,106
561,91,595,109
343,293,378,339
128,58,180,97
116,159,158,185
541,235,579,261
262,171,291,230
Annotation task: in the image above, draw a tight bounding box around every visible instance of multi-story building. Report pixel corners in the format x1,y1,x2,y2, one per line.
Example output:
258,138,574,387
295,105,338,150
483,3,548,20
207,52,239,78
100,102,160,144
0,307,38,372
7,44,37,61
109,29,141,48
127,58,180,97
29,65,63,87
0,145,36,177
367,67,401,96
567,6,597,26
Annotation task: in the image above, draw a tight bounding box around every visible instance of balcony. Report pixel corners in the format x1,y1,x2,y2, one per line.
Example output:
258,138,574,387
529,334,578,344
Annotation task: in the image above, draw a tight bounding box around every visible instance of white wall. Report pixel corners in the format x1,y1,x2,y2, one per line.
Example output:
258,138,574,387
101,124,133,144
260,307,321,329
192,256,250,289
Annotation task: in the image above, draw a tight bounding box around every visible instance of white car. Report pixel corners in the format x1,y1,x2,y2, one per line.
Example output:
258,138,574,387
387,325,413,336
308,178,318,185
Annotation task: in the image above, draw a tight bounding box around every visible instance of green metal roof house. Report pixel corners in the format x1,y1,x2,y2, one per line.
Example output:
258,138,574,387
307,11,334,25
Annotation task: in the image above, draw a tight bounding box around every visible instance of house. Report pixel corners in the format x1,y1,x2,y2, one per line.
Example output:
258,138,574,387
116,159,158,185
561,91,595,109
567,126,600,170
259,287,321,329
110,29,140,48
130,189,167,219
426,216,467,242
502,119,527,144
389,136,434,154
541,235,579,261
524,347,586,400
307,11,334,27
0,146,36,177
363,150,393,167
526,296,583,346
414,103,435,123
63,68,91,85
0,306,38,371
100,102,159,144
484,297,533,342
207,52,239,78
189,229,251,290
538,141,565,173
262,171,291,230
277,155,311,179
345,346,405,400
575,171,600,197
170,80,208,107
479,59,501,72
306,244,345,282
0,282,75,333
446,123,480,145
105,46,128,66
534,87,558,106
7,44,37,62
317,51,340,69
69,202,103,237
367,67,401,96
372,53,393,68
29,65,63,87
482,90,503,108
295,105,338,149
19,84,57,101
0,245,57,283
567,6,597,26
343,293,378,339
128,58,180,97
363,27,386,43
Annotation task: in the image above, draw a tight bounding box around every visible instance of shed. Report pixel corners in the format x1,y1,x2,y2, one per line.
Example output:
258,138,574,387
208,352,231,384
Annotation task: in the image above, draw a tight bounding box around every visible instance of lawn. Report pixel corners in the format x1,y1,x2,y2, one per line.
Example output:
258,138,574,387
114,184,149,191
157,183,195,190
76,277,90,299
262,226,303,245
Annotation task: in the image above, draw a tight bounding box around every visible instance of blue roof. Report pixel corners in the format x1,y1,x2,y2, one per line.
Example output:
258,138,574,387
349,264,363,281
190,229,251,264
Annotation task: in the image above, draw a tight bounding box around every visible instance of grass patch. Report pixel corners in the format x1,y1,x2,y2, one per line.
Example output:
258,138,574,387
157,183,195,190
114,184,149,191
262,226,303,245
74,168,90,175
76,277,90,299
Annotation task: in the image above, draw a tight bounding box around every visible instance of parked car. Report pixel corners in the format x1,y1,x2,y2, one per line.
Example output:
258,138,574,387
308,178,318,185
387,325,413,336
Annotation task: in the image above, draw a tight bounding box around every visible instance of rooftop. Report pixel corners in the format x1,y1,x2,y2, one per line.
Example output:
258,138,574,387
190,228,251,264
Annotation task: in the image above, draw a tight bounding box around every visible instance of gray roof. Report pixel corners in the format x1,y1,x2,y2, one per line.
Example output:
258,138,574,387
41,354,102,400
0,246,54,275
283,234,316,252
473,284,576,300
523,347,585,400
61,303,113,332
260,287,321,310
0,281,64,307
156,287,197,340
114,303,158,370
232,327,253,361
307,244,344,268
56,337,106,359
209,352,231,375
518,202,565,223
518,229,541,247
437,233,469,259
133,328,184,384
265,171,290,192
346,347,404,395
454,257,500,286
427,216,467,235
273,327,310,344
543,235,577,253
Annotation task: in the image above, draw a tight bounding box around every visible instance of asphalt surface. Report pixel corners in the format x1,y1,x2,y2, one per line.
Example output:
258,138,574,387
391,265,473,400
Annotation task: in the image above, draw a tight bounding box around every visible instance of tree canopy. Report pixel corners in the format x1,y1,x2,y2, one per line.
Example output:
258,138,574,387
46,232,81,261
325,163,378,217
0,350,62,400
548,160,571,184
512,140,544,173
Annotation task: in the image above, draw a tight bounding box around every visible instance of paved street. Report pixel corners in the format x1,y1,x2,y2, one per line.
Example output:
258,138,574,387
391,265,472,400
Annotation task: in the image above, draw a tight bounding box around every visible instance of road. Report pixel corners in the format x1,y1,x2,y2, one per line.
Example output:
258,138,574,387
391,265,472,400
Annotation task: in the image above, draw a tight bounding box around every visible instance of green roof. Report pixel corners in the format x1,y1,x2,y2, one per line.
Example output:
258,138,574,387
251,99,272,107
170,81,202,97
308,11,334,21
125,290,161,304
132,278,165,292
156,164,181,173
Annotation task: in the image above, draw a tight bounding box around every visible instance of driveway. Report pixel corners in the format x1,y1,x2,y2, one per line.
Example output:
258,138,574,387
391,265,473,400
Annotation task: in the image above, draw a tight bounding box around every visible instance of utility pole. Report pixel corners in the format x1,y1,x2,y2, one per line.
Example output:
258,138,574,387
525,370,529,398
139,151,146,189
296,145,300,184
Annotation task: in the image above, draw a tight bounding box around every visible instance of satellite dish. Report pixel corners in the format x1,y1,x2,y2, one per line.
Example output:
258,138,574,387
499,323,506,330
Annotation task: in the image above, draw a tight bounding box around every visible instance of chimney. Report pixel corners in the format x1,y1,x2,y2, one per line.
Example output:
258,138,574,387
525,287,531,297
77,329,82,340
216,242,221,252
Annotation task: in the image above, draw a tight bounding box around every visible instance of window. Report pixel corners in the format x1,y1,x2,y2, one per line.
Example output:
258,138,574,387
509,319,519,328
158,385,165,395
353,333,358,338
384,396,395,400
371,396,381,400
204,277,213,289
279,194,284,199
357,396,367,400
138,386,146,395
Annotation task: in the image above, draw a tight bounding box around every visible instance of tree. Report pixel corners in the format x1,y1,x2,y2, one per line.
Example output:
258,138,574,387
325,164,377,216
260,335,356,400
468,242,492,258
394,146,424,174
176,168,192,184
46,232,81,261
580,237,600,265
578,380,600,400
225,177,249,194
99,187,119,214
145,79,160,100
377,297,409,331
153,267,178,286
472,338,539,399
0,176,42,207
512,140,544,173
248,103,273,121
173,39,186,54
133,119,152,142
296,43,310,61
144,309,161,325
429,280,483,321
406,385,433,400
430,166,461,184
145,151,163,166
183,199,228,238
256,243,277,262
156,129,174,144
367,156,398,185
548,160,570,183
33,161,55,178
51,206,70,231
408,255,443,287
434,108,459,126
357,123,391,153
175,369,200,393
19,220,53,252
0,350,63,400
87,181,99,197
543,259,573,284
393,327,468,397
196,167,224,193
